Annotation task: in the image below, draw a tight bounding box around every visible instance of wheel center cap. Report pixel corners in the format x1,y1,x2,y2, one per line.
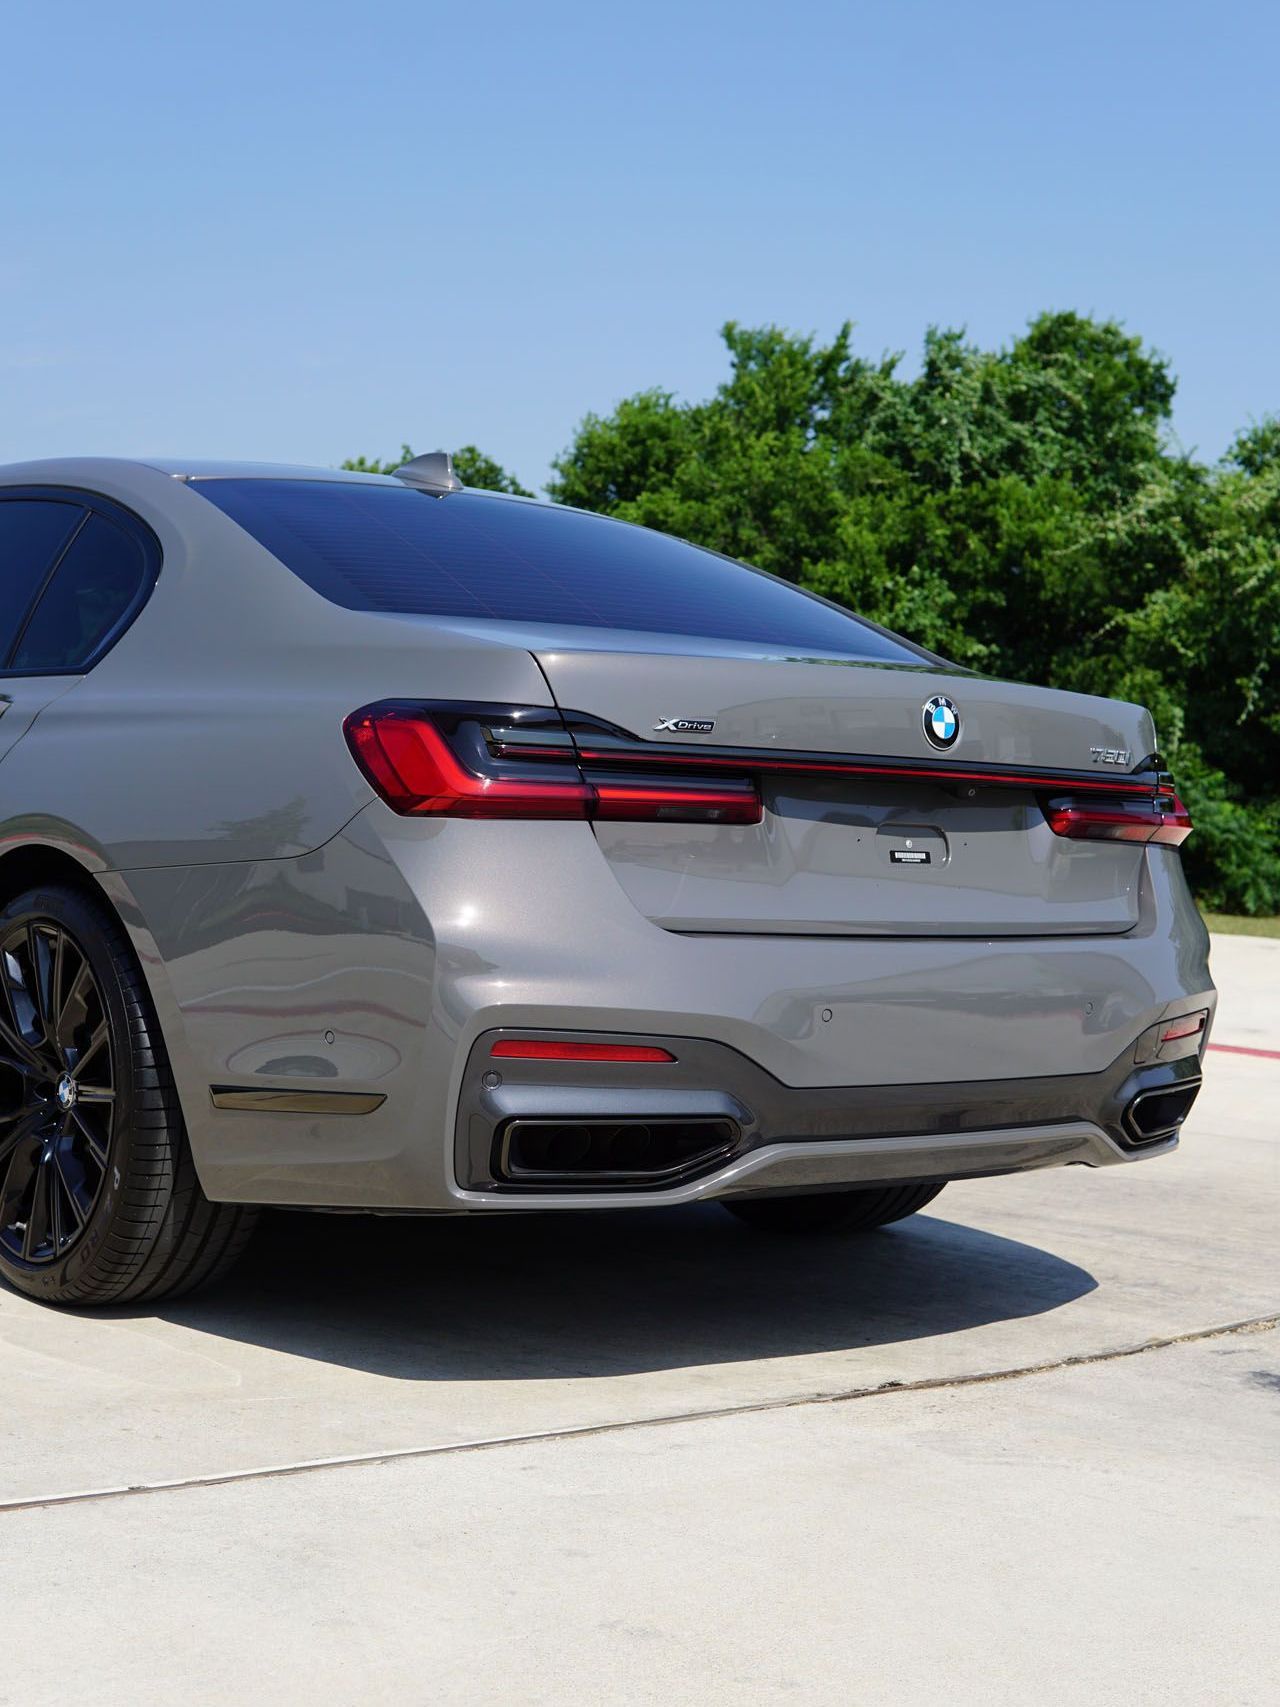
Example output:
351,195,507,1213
55,1074,78,1113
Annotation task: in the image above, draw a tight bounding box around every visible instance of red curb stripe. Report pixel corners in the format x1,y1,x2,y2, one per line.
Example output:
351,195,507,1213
1208,1042,1280,1061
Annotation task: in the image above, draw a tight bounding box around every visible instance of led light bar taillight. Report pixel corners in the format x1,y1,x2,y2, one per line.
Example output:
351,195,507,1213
590,778,760,822
573,744,1162,795
490,1040,676,1063
344,704,762,824
1042,792,1193,847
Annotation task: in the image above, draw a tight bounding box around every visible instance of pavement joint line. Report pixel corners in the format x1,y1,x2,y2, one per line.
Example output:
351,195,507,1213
1207,1042,1280,1061
2,1311,1276,1519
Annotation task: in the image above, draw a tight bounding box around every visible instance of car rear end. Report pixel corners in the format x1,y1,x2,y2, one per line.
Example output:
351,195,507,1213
193,474,1215,1211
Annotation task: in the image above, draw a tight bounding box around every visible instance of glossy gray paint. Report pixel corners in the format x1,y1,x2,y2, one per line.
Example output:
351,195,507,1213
0,457,1214,1212
592,780,1146,937
535,645,1157,769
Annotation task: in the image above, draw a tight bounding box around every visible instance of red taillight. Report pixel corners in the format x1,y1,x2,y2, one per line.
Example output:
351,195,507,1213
345,710,592,819
345,705,762,824
490,1039,676,1063
1043,792,1193,847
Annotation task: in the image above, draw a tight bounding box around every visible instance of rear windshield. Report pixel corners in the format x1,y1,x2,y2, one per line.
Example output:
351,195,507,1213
193,479,924,662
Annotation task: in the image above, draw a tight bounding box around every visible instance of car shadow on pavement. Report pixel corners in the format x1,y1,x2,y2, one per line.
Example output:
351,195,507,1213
150,1203,1097,1379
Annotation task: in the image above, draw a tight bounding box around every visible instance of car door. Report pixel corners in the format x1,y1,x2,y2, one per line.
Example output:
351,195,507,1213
0,488,160,776
0,492,89,764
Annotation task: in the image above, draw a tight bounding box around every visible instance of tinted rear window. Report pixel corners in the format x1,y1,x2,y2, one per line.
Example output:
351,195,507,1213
193,479,923,662
11,511,151,672
0,498,85,663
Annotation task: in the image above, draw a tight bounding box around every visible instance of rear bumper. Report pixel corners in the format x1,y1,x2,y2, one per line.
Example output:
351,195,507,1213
126,806,1214,1211
451,1027,1201,1207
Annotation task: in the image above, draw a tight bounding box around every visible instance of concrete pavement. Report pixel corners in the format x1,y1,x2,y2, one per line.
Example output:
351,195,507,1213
9,1326,1277,1706
1205,929,1280,1054
1,932,1276,1703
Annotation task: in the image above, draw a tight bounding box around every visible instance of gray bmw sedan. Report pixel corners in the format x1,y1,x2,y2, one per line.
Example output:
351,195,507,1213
0,452,1214,1304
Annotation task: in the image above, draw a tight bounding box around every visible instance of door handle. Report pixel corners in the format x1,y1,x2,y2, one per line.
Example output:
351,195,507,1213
0,695,11,718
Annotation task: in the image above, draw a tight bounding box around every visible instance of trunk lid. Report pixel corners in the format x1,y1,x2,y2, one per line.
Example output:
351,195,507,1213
534,644,1158,938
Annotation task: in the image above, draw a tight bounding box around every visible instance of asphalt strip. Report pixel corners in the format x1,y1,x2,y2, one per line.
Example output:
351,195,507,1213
4,1311,1276,1518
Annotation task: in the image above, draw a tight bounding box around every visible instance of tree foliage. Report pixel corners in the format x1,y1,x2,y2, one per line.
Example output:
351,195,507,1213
547,316,1280,913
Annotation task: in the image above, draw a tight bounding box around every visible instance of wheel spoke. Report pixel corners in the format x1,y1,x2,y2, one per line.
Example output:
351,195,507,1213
27,925,59,1058
51,929,66,1054
0,1048,38,1083
0,942,42,1055
0,1107,45,1165
69,1106,110,1171
0,1133,42,1256
0,1129,43,1243
47,1161,65,1252
0,1010,43,1077
53,924,65,987
70,1020,110,1079
55,954,91,1058
21,1159,51,1259
0,1105,44,1146
75,1085,115,1104
0,914,115,1265
52,1149,89,1232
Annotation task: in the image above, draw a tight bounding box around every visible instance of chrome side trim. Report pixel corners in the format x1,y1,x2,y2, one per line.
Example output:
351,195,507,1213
210,1086,387,1115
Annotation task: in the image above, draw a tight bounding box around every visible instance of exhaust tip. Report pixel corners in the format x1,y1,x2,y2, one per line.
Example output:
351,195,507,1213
496,1117,736,1188
1124,1079,1201,1144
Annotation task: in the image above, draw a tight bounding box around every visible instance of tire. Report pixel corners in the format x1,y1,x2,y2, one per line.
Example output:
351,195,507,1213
0,882,257,1306
721,1181,946,1235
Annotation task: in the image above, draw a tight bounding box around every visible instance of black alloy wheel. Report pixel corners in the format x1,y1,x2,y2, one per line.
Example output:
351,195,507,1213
0,916,114,1267
0,884,257,1306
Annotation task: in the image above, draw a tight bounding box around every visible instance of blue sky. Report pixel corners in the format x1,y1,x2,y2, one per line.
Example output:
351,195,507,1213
2,0,1277,488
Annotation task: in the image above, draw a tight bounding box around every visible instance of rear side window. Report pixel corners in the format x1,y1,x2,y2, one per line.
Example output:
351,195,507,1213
193,479,925,662
0,498,85,661
11,511,152,672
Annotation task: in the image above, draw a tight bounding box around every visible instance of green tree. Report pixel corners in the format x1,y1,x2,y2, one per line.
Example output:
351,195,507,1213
549,316,1280,912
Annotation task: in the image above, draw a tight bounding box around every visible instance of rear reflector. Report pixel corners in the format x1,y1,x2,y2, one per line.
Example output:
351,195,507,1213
1134,1008,1210,1064
1043,792,1192,847
1161,1011,1207,1043
490,1039,676,1063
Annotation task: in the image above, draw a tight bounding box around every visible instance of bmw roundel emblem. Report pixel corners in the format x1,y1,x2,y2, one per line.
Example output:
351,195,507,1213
922,694,960,750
